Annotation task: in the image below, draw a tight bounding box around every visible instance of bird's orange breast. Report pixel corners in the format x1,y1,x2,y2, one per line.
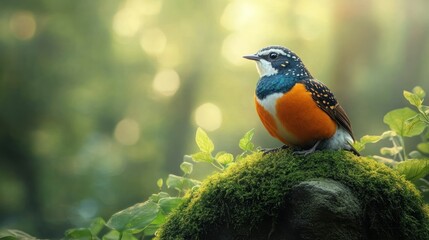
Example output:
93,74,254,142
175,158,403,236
254,96,288,144
276,83,336,146
255,83,337,148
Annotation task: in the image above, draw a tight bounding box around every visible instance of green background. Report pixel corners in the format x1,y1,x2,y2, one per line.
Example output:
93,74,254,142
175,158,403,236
1,0,429,238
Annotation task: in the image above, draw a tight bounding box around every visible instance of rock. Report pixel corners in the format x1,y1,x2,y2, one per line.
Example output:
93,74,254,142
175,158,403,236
156,150,429,240
280,179,364,240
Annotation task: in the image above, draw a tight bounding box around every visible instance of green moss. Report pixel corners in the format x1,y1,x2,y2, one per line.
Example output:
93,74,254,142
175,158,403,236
156,150,429,240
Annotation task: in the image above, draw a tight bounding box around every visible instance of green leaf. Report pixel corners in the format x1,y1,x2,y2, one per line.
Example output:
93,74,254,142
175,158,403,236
353,132,392,152
190,152,213,163
159,197,184,214
372,155,398,167
149,192,170,203
182,177,201,189
360,135,383,143
121,231,138,240
403,90,422,107
143,225,160,237
413,86,426,100
64,228,93,240
405,114,427,135
166,174,200,192
102,230,120,240
89,217,105,236
381,130,397,138
180,162,193,174
0,229,37,239
239,129,255,151
195,127,214,153
143,211,166,236
380,146,402,156
418,142,429,154
166,174,183,191
352,141,365,152
355,135,378,151
215,152,234,165
383,107,426,137
422,106,429,115
156,178,163,189
395,159,429,181
409,150,423,159
106,201,159,232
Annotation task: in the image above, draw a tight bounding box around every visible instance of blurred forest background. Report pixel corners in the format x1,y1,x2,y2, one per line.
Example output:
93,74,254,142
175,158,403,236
1,0,429,238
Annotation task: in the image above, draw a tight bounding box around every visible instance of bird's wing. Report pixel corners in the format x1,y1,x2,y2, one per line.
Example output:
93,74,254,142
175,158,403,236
301,79,355,141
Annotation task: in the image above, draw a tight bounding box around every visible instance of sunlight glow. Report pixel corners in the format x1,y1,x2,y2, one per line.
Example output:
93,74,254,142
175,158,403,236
220,1,258,31
295,1,330,41
221,33,258,66
194,103,222,131
128,0,163,16
152,69,180,97
9,11,36,40
219,1,268,65
140,28,167,55
113,8,141,37
114,118,140,145
157,43,182,67
112,0,163,38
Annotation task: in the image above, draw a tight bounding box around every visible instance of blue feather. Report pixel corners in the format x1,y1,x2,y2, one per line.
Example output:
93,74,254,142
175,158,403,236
255,75,297,100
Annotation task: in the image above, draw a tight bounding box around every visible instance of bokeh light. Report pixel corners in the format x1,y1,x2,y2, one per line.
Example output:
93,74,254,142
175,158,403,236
157,43,182,67
152,69,180,97
220,1,266,65
113,8,141,37
222,33,258,66
194,103,223,131
220,1,258,31
132,0,163,16
114,118,140,145
9,11,36,40
140,28,167,55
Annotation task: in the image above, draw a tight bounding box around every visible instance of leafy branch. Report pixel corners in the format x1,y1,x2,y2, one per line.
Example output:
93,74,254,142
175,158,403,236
354,86,429,181
52,128,256,240
190,128,255,171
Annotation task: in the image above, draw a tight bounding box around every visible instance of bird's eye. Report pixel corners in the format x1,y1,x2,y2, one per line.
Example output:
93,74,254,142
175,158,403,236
269,52,278,60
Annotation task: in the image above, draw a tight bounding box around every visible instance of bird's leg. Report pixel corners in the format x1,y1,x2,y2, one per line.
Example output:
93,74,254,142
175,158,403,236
293,140,321,156
262,145,290,155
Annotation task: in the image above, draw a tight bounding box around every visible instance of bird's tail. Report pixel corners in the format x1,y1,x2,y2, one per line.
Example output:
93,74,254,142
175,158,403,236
348,143,360,156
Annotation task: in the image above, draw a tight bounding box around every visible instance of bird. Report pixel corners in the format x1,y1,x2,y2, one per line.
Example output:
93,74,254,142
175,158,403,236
243,45,359,156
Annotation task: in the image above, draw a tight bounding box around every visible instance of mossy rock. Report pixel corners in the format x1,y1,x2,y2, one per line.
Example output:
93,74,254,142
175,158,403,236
156,150,429,240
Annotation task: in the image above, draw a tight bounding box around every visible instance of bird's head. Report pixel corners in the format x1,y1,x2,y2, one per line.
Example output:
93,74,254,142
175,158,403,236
243,46,312,80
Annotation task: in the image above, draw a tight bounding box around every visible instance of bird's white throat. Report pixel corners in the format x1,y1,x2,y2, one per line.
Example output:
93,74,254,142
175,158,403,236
255,59,278,77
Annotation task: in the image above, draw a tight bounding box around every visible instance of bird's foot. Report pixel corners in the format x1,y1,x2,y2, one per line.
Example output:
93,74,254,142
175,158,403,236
293,141,321,156
262,145,290,155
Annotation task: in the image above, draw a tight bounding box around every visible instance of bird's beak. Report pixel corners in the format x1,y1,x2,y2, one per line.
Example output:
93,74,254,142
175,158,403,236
243,54,261,61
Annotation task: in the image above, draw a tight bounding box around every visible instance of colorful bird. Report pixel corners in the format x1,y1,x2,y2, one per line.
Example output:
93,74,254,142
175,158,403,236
243,46,359,155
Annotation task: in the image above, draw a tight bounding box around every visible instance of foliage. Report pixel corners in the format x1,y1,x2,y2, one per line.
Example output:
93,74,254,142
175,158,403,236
190,128,255,171
354,86,429,182
0,128,256,240
0,229,38,240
